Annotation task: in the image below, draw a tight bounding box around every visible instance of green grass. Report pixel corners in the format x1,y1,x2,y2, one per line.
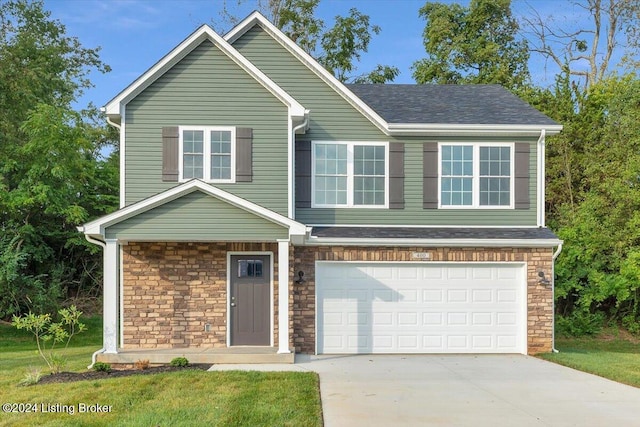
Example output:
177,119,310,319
539,330,640,388
0,318,322,427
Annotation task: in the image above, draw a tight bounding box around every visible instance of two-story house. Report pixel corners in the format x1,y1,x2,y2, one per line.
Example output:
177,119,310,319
79,12,562,365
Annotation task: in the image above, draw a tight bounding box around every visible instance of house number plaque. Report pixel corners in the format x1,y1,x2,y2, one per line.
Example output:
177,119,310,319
411,252,431,260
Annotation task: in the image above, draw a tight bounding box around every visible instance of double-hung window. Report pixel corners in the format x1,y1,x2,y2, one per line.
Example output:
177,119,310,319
312,141,388,208
179,126,235,182
440,143,513,208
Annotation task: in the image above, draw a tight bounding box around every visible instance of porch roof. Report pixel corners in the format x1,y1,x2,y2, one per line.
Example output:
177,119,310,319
78,180,308,242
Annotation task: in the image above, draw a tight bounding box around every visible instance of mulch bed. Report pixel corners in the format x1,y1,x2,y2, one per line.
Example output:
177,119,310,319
37,364,211,385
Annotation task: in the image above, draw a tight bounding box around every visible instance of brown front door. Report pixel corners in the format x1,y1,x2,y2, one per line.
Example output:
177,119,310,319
230,255,270,346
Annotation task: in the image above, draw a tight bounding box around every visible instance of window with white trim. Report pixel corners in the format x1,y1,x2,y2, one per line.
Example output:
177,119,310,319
312,141,388,208
179,126,235,182
440,143,513,208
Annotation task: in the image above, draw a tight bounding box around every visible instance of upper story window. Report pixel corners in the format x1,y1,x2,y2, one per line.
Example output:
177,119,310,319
179,126,235,182
439,143,514,208
312,141,388,208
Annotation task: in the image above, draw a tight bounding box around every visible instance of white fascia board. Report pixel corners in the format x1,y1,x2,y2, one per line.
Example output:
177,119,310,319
224,12,390,135
305,237,563,248
307,224,543,228
79,180,307,238
387,123,564,137
104,25,305,120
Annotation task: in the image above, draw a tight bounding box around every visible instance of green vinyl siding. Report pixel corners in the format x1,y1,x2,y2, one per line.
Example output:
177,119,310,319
232,26,538,226
105,191,288,241
124,40,289,215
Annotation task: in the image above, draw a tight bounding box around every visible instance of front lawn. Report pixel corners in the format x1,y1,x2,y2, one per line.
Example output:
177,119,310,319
0,318,322,427
539,330,640,388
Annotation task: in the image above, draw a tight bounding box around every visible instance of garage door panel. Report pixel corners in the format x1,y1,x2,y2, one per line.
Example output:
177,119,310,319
423,290,443,302
472,289,493,302
447,289,468,302
317,263,525,354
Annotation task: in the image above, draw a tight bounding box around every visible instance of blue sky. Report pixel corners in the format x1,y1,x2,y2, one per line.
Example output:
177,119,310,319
43,0,597,110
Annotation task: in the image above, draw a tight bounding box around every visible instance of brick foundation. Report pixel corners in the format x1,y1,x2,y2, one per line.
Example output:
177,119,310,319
293,246,554,355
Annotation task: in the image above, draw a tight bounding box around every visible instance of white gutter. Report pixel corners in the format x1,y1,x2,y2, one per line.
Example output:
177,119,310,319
537,130,546,227
83,233,107,369
387,123,563,137
306,237,563,248
552,242,564,353
290,110,310,219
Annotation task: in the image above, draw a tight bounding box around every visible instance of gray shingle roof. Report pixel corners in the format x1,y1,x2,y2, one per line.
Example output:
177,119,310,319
311,227,559,240
346,84,558,126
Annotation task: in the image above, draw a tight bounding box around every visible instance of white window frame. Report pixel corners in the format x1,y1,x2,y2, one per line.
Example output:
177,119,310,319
311,141,389,209
178,125,236,183
438,142,515,209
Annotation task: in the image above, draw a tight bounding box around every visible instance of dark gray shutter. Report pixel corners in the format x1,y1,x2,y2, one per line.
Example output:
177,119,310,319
295,140,312,208
514,143,530,209
389,143,404,209
162,126,179,182
236,127,253,182
423,142,439,209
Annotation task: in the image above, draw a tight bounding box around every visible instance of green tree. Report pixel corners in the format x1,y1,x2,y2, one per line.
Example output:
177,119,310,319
0,0,117,317
412,0,530,91
546,76,640,331
319,7,399,83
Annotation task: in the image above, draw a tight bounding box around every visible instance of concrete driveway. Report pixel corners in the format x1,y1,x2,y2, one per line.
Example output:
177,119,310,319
294,354,640,427
210,354,640,426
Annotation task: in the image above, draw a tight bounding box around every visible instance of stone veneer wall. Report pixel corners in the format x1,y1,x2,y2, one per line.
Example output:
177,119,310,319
122,242,280,349
292,246,554,355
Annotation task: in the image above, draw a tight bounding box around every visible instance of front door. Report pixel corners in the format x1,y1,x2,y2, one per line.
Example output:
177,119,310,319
230,255,270,346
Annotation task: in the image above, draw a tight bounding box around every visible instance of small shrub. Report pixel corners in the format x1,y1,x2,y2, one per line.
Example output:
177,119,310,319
135,359,150,370
11,305,86,373
170,357,189,367
556,310,605,337
93,362,111,373
49,353,67,374
18,368,42,386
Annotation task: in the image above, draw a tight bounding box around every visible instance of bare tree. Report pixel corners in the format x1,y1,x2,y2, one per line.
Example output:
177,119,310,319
521,0,639,87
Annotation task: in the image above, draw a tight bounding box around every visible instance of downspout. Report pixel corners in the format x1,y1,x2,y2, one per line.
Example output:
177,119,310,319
290,110,310,220
552,242,564,353
83,233,107,368
103,109,124,208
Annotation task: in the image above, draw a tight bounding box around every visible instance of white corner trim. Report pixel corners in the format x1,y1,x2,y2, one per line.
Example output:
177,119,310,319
224,12,390,135
537,129,546,227
104,25,305,119
79,180,307,238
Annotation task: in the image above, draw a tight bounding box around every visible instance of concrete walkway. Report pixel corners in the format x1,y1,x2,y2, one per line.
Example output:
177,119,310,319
209,354,640,427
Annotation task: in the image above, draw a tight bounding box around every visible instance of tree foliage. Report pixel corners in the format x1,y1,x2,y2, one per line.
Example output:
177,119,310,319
0,0,117,318
534,75,640,330
412,0,530,91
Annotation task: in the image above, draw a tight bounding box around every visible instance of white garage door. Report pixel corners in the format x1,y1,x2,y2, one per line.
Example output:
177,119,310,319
316,262,526,354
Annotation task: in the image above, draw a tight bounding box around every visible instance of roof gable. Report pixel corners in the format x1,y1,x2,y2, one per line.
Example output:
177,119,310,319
103,24,305,120
79,180,307,239
225,11,389,135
